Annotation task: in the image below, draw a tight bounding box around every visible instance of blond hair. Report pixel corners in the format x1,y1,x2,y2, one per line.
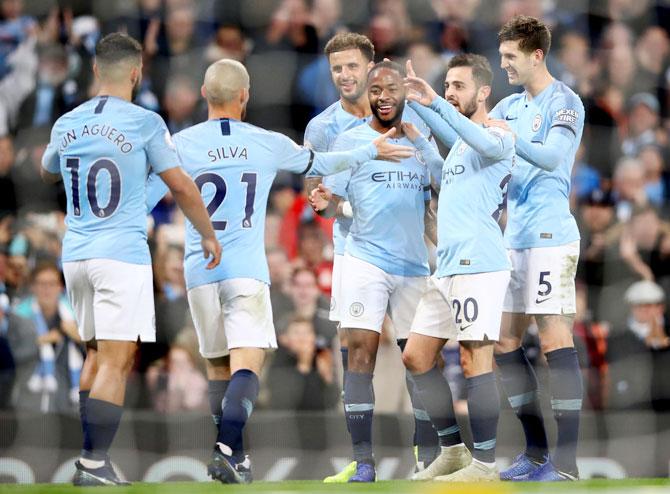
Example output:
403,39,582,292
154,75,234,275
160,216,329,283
203,59,250,105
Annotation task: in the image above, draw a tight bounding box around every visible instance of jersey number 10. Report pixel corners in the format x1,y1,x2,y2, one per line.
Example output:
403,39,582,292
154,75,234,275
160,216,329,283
66,157,121,218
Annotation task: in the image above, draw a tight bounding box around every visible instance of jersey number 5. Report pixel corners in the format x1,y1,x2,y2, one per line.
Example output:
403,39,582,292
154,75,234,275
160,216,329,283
195,172,257,231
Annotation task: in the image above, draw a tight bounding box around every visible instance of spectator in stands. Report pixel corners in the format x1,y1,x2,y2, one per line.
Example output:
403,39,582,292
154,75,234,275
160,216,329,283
15,43,76,132
277,267,336,349
162,75,202,133
266,316,338,410
296,222,332,295
638,145,667,208
13,262,82,412
578,188,617,320
622,93,664,157
146,328,208,413
607,280,670,410
267,246,293,324
0,0,35,78
613,157,648,221
204,23,249,63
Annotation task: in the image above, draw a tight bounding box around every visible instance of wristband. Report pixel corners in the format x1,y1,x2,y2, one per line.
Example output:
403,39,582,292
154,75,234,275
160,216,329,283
341,201,353,218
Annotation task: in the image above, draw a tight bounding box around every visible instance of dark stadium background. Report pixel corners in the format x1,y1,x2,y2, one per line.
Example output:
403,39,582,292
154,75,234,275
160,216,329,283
1,0,670,483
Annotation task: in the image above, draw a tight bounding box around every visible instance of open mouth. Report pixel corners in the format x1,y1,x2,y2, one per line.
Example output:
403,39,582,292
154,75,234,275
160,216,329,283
377,103,394,116
340,81,355,91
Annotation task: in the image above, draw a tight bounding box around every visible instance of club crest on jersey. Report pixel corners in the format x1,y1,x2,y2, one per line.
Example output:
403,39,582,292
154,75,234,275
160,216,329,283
414,150,425,164
532,114,542,132
457,142,468,155
349,302,364,317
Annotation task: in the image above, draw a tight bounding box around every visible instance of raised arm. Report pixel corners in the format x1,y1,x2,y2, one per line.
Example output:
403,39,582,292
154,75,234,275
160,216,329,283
420,96,513,160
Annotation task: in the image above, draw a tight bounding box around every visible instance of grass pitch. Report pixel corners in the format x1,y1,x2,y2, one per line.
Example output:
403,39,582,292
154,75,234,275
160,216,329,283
1,479,670,494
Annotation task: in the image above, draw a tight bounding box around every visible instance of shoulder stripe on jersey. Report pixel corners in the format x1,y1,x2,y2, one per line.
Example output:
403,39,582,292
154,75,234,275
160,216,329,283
302,150,315,175
220,118,231,135
94,96,109,114
550,122,577,136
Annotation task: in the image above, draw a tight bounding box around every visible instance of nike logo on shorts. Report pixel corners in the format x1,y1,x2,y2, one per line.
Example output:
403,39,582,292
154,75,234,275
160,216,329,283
535,296,551,304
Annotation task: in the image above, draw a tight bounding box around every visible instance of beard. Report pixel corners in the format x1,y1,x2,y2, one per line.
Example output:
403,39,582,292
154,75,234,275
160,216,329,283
459,96,478,119
371,97,405,127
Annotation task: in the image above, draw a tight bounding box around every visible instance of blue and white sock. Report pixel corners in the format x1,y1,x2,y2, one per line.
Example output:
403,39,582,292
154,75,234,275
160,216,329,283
495,348,548,461
466,372,499,464
217,369,259,460
546,348,582,474
412,366,462,448
344,371,375,465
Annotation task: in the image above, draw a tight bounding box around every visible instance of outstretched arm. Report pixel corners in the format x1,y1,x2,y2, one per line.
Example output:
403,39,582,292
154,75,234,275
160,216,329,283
416,95,513,160
403,60,458,148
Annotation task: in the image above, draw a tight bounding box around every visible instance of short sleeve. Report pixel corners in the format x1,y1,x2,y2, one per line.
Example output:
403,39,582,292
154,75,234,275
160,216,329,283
142,113,181,174
41,123,61,174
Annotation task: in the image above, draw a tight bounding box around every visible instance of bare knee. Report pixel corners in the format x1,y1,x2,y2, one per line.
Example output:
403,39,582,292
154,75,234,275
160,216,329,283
536,314,575,354
346,330,378,373
401,349,424,374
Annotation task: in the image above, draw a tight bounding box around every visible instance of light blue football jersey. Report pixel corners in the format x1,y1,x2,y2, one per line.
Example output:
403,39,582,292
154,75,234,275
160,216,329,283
332,124,431,277
410,98,514,276
304,101,368,256
489,79,584,249
41,95,180,265
305,102,435,255
146,118,377,289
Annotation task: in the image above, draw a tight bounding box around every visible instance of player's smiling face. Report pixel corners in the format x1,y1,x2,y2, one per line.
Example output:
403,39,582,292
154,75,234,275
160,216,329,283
329,48,371,103
368,68,405,125
444,66,479,118
499,40,535,86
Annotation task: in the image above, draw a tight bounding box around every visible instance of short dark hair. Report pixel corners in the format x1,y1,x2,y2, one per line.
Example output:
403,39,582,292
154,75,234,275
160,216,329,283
95,32,142,66
447,53,493,87
368,60,405,81
498,15,551,57
325,32,375,62
30,262,63,285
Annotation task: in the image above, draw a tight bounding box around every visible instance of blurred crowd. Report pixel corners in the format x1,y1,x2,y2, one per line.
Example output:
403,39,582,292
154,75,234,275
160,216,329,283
0,0,670,418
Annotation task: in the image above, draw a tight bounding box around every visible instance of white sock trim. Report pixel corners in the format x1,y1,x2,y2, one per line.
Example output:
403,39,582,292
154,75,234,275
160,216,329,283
79,458,105,469
473,458,496,468
216,442,233,457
